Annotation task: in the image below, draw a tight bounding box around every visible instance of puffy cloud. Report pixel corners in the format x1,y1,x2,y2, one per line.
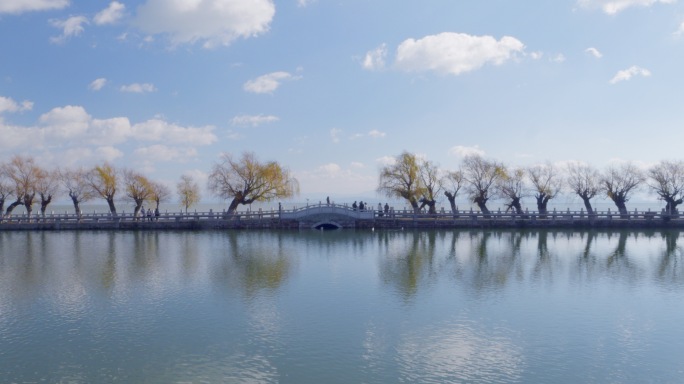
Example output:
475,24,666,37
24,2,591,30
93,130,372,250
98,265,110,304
395,32,524,75
550,53,566,63
609,65,651,84
297,0,316,6
585,47,603,58
49,15,88,44
120,83,157,93
89,78,108,91
0,96,33,114
231,114,279,127
449,145,486,158
39,105,90,138
577,0,675,14
133,144,198,162
94,1,125,25
0,0,69,14
362,44,387,71
243,72,300,94
95,146,124,162
134,0,275,48
376,156,397,166
131,119,217,145
350,162,365,169
368,130,386,138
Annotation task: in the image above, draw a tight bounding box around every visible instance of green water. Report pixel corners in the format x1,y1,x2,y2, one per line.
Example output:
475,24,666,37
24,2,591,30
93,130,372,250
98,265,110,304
1,229,683,383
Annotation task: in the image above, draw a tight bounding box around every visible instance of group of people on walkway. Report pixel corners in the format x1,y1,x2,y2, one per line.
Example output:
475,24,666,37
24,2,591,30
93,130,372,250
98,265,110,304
138,206,160,222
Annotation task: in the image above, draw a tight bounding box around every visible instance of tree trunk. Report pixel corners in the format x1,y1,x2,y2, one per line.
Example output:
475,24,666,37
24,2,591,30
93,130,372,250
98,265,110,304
70,195,81,220
0,197,5,214
508,198,523,214
664,197,682,215
474,196,490,215
40,193,52,218
23,193,34,221
444,191,458,218
612,198,628,217
5,198,22,217
580,195,594,215
106,197,117,217
227,198,241,214
536,193,550,215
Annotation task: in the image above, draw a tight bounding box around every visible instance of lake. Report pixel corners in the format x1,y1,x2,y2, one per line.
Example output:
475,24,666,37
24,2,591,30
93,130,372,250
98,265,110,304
1,229,683,383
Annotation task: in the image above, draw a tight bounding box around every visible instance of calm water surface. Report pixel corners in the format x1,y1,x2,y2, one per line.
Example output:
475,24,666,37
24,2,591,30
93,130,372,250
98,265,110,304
1,229,683,383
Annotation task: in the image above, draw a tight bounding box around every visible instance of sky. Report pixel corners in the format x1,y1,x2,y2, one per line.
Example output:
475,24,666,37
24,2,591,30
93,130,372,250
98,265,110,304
1,0,684,204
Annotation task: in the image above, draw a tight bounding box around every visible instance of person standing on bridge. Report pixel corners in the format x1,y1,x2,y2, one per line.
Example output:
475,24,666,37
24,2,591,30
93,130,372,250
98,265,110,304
352,201,357,211
326,196,330,205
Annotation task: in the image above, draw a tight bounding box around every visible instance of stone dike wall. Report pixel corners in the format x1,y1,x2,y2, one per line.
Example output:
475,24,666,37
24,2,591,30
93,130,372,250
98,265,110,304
2,216,684,231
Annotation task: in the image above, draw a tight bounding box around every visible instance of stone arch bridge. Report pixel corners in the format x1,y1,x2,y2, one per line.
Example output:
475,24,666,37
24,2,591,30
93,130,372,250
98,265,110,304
279,204,375,229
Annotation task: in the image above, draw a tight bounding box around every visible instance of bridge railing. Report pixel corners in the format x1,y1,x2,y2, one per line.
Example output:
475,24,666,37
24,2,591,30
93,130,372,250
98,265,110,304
0,206,680,225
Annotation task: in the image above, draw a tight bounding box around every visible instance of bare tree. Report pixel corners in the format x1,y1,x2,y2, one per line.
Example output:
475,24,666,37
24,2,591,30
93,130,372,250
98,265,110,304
496,166,527,214
647,160,684,215
377,151,425,213
602,163,645,217
150,181,171,211
443,169,465,215
122,169,154,218
528,163,563,215
35,167,59,218
566,162,601,215
177,174,201,213
208,152,299,214
462,155,504,214
59,167,94,218
87,163,119,216
417,159,442,214
0,165,13,216
3,155,41,219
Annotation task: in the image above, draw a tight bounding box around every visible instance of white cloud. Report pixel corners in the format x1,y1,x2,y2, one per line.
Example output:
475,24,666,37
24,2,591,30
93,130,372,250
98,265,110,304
0,0,69,14
231,114,279,127
133,0,275,48
131,119,217,145
609,65,651,84
297,0,316,6
134,144,198,162
550,53,566,63
318,163,341,175
94,1,125,25
89,78,107,91
449,145,486,158
243,72,300,94
376,156,397,166
350,162,365,169
529,51,544,60
0,96,33,114
395,32,525,75
577,0,675,14
362,44,387,71
95,146,124,162
120,83,157,93
585,47,603,58
49,15,88,44
368,130,386,138
330,128,342,143
39,105,90,138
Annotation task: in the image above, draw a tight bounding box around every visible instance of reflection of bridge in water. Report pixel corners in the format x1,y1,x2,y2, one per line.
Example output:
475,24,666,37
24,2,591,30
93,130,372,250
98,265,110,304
280,204,375,229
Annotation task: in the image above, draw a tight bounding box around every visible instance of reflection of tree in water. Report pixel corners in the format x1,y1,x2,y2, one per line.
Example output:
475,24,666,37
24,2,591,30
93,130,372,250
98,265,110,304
604,231,639,283
656,231,684,285
467,231,526,293
379,231,438,300
217,232,293,297
531,231,559,284
575,231,599,282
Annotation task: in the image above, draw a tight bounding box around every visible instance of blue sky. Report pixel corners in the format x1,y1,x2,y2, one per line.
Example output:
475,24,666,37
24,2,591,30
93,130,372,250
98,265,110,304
1,0,684,202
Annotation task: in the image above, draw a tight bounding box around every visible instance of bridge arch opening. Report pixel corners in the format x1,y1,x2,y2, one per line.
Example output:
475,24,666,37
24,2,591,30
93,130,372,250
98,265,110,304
312,221,342,230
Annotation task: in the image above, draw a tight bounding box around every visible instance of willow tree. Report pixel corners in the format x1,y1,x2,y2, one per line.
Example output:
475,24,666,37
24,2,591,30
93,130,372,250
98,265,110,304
566,162,601,215
0,167,13,215
377,151,424,213
647,160,684,214
208,152,299,214
602,163,645,217
443,169,465,214
59,167,94,217
496,166,526,214
462,155,504,214
87,163,119,216
35,167,59,217
177,174,201,213
3,155,41,219
150,181,171,211
418,159,442,214
122,169,154,217
528,163,563,215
